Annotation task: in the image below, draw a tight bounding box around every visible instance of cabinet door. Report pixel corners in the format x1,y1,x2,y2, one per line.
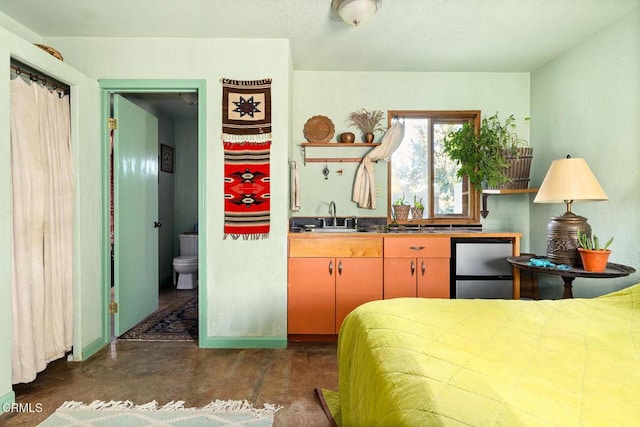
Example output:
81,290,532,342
383,258,418,299
335,258,383,333
288,257,335,334
417,257,450,298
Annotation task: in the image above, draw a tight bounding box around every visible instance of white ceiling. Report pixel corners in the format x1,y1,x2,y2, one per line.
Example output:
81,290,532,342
2,0,638,119
1,0,639,73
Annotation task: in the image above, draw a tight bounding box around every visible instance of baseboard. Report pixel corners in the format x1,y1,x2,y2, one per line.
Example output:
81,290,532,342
77,336,109,361
0,390,16,414
199,336,287,349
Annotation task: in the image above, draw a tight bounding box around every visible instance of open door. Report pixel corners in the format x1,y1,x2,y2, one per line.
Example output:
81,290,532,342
112,94,159,336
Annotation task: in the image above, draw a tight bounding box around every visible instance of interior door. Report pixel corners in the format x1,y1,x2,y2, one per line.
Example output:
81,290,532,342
113,94,159,336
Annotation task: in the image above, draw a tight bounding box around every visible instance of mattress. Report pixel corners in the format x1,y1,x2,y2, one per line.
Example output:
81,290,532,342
332,284,640,426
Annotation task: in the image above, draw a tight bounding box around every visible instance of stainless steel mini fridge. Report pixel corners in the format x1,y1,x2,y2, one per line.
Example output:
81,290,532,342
451,238,514,299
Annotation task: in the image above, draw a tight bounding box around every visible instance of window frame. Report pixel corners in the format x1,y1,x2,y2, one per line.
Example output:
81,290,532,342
386,110,482,226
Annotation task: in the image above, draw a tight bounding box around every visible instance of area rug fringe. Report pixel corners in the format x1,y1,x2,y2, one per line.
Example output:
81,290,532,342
58,399,283,417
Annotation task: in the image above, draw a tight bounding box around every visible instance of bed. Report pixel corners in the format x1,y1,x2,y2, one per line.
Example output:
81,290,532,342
318,284,640,426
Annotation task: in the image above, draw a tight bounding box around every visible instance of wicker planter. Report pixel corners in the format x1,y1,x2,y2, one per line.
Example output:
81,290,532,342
393,204,410,221
410,207,424,221
487,147,533,190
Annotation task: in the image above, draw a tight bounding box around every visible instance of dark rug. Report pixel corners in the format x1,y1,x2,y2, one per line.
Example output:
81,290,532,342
120,297,198,341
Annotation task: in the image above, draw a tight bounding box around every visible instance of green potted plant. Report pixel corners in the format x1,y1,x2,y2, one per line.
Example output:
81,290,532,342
443,113,531,191
577,230,613,272
392,193,410,221
411,195,424,221
348,108,386,143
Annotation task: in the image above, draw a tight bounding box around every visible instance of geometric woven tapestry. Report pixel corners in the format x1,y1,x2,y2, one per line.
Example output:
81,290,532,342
221,78,272,239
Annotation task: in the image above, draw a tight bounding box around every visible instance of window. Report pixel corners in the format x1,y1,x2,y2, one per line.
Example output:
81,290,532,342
388,110,481,225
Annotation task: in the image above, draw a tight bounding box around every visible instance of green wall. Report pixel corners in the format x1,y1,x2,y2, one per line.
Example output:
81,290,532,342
530,8,640,298
174,117,199,243
292,71,533,247
46,37,292,345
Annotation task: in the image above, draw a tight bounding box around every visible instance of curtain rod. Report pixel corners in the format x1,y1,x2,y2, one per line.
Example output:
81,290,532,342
10,60,69,96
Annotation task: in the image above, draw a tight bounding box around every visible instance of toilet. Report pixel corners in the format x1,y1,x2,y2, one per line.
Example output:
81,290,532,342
173,233,198,290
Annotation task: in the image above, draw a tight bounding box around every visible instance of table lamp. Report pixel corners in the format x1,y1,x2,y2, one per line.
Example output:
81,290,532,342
533,155,608,266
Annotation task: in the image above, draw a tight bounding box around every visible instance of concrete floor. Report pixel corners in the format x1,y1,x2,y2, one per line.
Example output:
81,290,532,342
2,288,338,426
3,341,338,426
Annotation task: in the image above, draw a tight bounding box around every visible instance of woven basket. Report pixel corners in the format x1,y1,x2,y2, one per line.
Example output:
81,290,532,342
410,207,424,221
34,44,63,61
488,147,533,190
393,205,410,221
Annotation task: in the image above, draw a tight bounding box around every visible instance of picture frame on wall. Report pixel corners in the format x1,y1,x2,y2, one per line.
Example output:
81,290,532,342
160,144,174,173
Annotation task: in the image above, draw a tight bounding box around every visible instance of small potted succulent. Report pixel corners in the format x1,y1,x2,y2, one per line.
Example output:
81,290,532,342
392,193,410,221
411,195,424,221
577,230,613,272
347,108,386,143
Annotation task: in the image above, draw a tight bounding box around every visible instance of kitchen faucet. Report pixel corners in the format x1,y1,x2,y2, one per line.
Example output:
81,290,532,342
328,201,337,227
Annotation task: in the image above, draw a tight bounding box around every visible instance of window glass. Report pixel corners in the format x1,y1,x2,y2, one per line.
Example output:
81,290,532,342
388,111,480,224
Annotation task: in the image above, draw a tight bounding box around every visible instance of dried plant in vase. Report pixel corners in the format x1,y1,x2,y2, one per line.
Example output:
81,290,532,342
348,108,386,143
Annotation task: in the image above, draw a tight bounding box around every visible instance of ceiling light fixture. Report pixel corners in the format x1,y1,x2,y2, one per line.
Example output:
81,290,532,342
332,0,382,27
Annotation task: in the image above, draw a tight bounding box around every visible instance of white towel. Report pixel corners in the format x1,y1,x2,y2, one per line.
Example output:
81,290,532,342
290,161,300,211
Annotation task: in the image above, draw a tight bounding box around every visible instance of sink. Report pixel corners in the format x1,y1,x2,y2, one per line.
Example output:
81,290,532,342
309,228,359,233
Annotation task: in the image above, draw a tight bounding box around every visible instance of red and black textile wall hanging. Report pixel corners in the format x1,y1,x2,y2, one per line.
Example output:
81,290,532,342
221,78,272,240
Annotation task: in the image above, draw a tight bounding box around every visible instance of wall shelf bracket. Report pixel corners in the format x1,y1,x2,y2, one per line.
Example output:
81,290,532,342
481,188,538,218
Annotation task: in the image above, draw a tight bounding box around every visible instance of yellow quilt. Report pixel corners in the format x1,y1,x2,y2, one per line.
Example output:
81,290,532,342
330,284,640,426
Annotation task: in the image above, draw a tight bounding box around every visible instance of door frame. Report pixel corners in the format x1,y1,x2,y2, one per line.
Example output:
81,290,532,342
99,79,207,347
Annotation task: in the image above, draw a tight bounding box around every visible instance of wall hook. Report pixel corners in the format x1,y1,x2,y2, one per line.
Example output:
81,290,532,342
322,164,330,180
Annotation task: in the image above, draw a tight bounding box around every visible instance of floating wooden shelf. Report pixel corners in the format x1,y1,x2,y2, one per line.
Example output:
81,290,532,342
301,142,381,147
481,188,538,218
299,142,379,164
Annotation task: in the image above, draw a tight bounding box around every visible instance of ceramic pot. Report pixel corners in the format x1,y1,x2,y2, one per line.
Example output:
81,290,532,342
577,248,611,273
364,132,375,143
340,132,355,143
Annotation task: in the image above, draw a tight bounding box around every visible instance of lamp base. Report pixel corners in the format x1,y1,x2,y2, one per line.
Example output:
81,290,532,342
545,211,591,266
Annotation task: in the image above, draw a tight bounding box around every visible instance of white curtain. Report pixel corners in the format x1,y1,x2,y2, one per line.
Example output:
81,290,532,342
10,76,73,384
352,120,405,209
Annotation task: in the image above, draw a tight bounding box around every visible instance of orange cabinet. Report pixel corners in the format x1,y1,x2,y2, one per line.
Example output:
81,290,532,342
288,257,336,334
288,237,383,335
383,237,451,299
335,258,383,332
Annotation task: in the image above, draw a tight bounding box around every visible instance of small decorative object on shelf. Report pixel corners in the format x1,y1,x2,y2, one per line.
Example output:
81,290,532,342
577,230,613,272
348,108,385,143
303,115,335,143
34,44,63,61
340,132,355,143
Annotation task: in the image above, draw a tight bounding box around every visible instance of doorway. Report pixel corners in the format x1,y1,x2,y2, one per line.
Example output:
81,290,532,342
100,80,207,347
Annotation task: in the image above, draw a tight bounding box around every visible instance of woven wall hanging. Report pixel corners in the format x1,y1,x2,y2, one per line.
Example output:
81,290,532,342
221,78,272,240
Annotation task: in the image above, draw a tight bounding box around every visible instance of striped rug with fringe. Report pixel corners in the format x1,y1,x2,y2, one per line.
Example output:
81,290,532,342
39,399,282,426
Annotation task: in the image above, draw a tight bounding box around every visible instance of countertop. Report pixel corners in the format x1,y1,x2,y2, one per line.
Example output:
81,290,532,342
288,229,522,239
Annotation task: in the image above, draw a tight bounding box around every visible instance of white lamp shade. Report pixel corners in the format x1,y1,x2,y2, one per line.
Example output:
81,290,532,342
533,157,608,203
332,0,381,26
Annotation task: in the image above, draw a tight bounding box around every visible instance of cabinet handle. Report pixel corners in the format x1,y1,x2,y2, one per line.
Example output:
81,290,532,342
338,260,343,276
329,260,333,276
409,246,425,251
411,260,415,276
421,260,426,276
